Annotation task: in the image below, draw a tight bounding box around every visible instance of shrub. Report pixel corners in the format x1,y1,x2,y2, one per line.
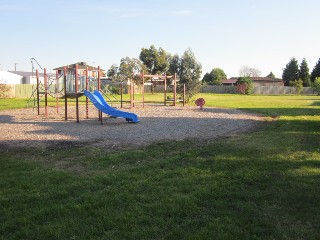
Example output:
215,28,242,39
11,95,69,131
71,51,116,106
0,80,11,98
289,79,303,95
236,77,253,95
312,77,320,94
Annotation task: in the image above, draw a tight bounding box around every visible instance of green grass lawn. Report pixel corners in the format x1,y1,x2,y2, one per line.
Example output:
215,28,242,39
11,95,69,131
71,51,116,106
1,94,320,239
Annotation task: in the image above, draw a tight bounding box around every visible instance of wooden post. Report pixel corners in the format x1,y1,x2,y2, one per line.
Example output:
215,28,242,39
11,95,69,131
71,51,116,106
98,66,101,121
64,66,67,121
36,70,40,115
142,71,145,108
85,67,89,119
75,64,79,123
173,73,177,106
183,83,186,107
56,70,59,113
130,80,133,109
164,74,167,106
98,66,101,91
132,80,135,108
44,68,48,117
120,83,123,108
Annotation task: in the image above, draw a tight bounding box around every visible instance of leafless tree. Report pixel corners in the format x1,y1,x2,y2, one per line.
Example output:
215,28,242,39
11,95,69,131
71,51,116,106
239,65,261,77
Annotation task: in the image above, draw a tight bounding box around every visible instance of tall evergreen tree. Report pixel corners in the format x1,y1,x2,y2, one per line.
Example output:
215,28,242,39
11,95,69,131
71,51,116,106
311,58,320,83
299,58,311,87
282,58,299,86
202,72,211,84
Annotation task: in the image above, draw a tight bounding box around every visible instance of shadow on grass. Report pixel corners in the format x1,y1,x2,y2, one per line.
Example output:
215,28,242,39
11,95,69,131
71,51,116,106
238,107,320,117
1,116,320,239
310,100,320,106
1,101,319,239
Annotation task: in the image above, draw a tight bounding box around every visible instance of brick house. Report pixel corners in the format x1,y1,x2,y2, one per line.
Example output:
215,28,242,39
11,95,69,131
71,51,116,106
222,77,284,86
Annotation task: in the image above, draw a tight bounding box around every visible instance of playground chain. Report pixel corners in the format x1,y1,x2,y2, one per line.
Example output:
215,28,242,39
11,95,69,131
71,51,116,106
0,105,266,150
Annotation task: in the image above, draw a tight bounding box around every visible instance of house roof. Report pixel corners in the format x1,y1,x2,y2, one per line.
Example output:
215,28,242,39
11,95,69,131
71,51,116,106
8,71,45,78
53,62,104,71
249,77,283,82
222,79,237,84
0,71,23,84
222,77,283,84
228,77,283,81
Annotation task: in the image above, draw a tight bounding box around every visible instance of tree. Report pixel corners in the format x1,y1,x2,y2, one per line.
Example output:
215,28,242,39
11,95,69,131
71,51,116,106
236,77,253,95
311,58,320,83
139,45,156,74
139,45,169,74
299,58,311,87
202,72,211,84
312,77,320,94
239,66,261,77
266,72,276,78
107,64,120,80
107,57,145,85
282,58,299,86
139,45,170,93
289,79,304,95
178,48,202,102
202,68,227,85
168,54,180,76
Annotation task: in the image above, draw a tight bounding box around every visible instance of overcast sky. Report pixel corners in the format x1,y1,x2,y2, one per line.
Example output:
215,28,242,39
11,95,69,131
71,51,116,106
1,0,319,78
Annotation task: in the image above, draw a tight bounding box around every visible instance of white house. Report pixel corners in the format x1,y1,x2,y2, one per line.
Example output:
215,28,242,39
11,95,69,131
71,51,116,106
8,71,46,84
0,71,23,84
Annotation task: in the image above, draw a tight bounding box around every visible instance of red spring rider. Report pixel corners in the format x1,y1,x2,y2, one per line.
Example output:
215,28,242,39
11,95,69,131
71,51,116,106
195,98,205,110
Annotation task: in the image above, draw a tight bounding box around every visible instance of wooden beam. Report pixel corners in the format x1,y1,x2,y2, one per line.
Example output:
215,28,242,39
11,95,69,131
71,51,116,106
140,74,173,79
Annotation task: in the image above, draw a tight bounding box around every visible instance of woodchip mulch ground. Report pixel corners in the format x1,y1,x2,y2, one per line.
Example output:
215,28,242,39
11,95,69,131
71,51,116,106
0,104,266,150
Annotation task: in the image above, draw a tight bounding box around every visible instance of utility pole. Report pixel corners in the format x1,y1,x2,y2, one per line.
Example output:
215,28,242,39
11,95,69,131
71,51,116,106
14,62,18,71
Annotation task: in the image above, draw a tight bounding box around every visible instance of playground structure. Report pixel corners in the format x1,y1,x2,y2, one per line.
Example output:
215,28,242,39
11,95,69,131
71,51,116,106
30,62,120,123
30,60,186,123
128,72,186,108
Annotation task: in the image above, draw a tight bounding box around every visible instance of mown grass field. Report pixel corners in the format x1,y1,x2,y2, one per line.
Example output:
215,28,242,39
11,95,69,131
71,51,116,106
1,94,320,239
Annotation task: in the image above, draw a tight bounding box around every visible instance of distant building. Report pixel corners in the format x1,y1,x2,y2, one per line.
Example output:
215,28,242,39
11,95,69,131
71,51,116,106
221,78,237,86
0,70,47,84
8,70,48,84
222,77,284,86
0,71,23,84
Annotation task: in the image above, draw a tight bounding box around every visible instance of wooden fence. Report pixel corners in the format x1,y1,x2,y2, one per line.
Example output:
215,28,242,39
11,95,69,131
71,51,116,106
201,85,316,95
2,84,318,98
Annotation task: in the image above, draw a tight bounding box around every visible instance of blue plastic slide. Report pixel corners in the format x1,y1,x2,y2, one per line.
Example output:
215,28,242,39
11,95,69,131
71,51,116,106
84,90,140,123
